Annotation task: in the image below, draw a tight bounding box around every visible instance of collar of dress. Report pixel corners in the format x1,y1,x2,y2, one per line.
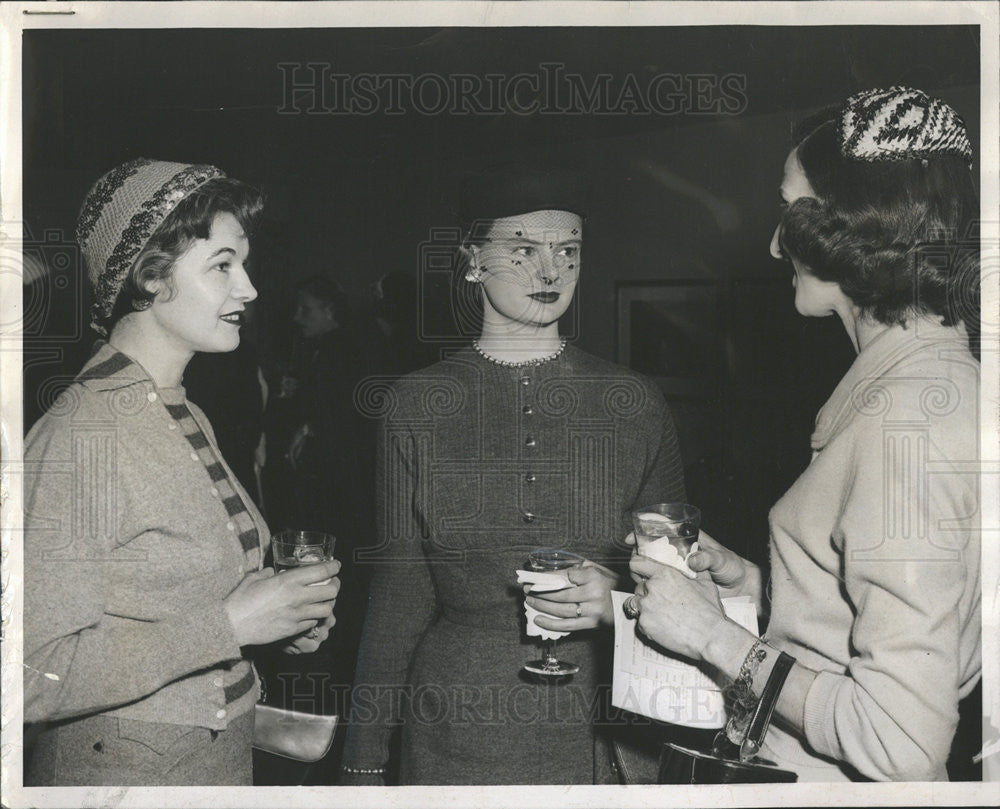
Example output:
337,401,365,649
75,340,154,392
810,318,971,451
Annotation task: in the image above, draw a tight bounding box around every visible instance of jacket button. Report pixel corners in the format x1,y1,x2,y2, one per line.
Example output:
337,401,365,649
522,405,533,415
525,436,536,447
522,512,536,523
525,473,536,483
147,391,157,403
519,376,531,386
216,709,227,719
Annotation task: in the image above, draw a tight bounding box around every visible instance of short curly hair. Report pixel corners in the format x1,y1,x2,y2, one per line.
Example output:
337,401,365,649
778,113,979,330
103,177,264,333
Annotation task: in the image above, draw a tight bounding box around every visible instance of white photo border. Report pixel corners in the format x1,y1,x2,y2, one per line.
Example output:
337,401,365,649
2,2,998,807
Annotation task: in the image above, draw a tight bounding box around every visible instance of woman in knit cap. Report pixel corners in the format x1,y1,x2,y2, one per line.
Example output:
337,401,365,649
627,88,981,781
340,164,686,785
22,159,341,785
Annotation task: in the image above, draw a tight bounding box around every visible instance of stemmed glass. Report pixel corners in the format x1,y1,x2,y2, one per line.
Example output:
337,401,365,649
522,548,584,677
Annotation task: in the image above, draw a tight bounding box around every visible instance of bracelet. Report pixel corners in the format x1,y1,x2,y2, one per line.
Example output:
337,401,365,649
342,765,386,775
740,651,795,760
724,639,767,747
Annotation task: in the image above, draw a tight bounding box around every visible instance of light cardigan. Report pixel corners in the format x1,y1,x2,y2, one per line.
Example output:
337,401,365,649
23,343,266,730
763,319,981,781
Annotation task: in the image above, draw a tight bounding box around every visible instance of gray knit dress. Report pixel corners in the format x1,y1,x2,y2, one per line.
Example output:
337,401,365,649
343,345,685,784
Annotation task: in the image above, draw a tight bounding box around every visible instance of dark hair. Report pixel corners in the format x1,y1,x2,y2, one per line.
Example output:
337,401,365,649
296,274,347,319
778,116,979,329
104,177,264,331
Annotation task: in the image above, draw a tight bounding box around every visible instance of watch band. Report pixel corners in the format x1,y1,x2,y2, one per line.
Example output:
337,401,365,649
740,650,795,760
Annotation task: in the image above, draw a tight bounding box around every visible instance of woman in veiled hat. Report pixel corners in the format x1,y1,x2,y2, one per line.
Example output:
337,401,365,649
340,165,686,784
626,88,982,781
22,159,341,785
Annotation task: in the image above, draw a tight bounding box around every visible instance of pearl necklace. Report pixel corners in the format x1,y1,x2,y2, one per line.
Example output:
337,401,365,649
472,338,567,368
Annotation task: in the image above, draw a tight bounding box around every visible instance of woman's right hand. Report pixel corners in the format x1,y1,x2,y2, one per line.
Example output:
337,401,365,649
223,561,341,647
685,530,762,603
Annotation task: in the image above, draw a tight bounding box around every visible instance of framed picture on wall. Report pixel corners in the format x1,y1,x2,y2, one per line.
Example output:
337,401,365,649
615,280,721,398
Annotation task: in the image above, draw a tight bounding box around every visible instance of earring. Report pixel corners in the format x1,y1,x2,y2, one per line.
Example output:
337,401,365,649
131,298,152,311
465,266,483,283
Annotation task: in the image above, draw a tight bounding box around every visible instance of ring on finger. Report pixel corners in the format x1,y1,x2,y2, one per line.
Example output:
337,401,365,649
623,595,641,620
575,603,583,618
307,627,320,639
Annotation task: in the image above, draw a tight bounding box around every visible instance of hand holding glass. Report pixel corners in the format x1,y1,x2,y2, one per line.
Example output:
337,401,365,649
631,503,701,571
522,548,584,677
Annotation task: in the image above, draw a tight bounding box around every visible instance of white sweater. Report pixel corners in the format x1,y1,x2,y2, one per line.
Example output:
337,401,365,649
762,319,981,781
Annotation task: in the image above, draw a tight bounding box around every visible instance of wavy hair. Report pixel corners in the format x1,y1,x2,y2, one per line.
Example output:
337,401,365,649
104,177,265,332
778,114,979,331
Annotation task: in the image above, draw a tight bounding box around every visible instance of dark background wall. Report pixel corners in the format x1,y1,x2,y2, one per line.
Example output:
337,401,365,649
21,25,980,565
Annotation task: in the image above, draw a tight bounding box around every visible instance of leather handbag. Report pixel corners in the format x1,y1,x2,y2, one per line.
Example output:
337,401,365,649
659,741,797,784
252,704,338,762
658,651,798,784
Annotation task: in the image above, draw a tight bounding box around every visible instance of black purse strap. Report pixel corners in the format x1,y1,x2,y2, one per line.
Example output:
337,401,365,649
740,651,795,760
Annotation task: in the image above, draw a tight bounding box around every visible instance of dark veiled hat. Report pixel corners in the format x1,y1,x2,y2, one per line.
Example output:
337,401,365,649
458,163,590,229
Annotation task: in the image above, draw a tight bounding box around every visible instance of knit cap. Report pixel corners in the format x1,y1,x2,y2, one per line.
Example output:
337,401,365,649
840,87,972,165
76,158,226,332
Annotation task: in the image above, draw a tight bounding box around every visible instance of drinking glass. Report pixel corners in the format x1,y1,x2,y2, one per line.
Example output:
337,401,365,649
272,530,336,582
631,503,701,562
522,548,584,677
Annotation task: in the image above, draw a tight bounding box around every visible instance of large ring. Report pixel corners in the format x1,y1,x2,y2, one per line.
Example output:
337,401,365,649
623,595,641,620
575,603,583,618
307,627,320,639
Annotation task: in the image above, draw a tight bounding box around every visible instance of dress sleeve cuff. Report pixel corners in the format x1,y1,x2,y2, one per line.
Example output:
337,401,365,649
802,669,843,760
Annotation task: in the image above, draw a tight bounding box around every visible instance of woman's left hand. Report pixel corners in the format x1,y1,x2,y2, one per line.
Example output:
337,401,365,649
525,561,617,631
281,608,337,655
628,555,730,661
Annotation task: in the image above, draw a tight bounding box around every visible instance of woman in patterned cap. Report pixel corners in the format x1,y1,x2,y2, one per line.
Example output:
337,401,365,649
22,159,341,785
627,88,981,781
340,164,686,784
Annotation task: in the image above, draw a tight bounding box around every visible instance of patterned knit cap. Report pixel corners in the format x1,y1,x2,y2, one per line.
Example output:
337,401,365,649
76,158,226,333
840,87,973,165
